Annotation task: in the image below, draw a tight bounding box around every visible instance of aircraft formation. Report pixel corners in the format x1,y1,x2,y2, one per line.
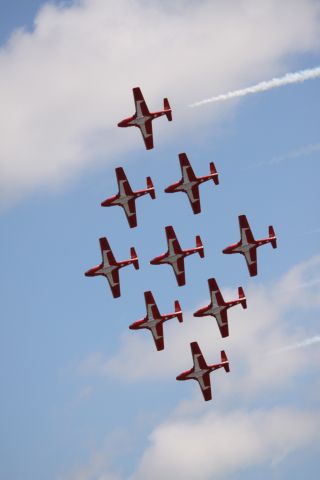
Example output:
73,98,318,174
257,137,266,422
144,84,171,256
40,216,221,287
85,87,277,401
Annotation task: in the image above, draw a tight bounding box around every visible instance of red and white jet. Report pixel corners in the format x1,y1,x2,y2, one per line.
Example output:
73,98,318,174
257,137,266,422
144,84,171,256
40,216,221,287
117,87,172,150
84,237,139,298
193,278,247,338
164,153,219,214
101,167,155,228
129,291,183,351
176,342,229,401
223,214,277,276
150,226,204,286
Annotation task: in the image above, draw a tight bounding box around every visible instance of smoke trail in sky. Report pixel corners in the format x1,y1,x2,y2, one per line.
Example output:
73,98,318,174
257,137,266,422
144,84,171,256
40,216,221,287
189,66,320,107
270,335,320,355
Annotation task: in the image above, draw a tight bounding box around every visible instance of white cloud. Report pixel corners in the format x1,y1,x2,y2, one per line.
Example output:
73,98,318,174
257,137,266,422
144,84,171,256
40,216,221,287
58,429,129,480
80,255,320,398
130,407,320,480
0,0,320,205
75,254,320,480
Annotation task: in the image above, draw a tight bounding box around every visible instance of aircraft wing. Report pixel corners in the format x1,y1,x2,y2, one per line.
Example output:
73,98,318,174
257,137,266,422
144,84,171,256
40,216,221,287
122,199,137,228
214,310,229,338
198,371,212,401
150,322,165,351
190,342,207,370
115,167,133,196
186,184,201,214
243,247,258,276
179,153,197,182
138,119,154,150
166,226,182,255
239,214,255,244
100,237,116,266
171,256,185,286
133,87,150,117
144,291,161,319
208,278,225,306
105,268,121,298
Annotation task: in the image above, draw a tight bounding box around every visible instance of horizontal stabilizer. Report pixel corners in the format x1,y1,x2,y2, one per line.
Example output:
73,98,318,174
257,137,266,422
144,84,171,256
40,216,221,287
269,226,277,248
238,286,247,309
196,235,205,258
163,98,172,121
210,162,219,185
174,300,183,322
130,247,139,270
146,176,156,199
220,350,230,372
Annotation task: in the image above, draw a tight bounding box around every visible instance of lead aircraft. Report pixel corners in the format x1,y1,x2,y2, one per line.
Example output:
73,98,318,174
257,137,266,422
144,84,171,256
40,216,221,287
117,87,172,150
223,214,277,276
129,291,183,351
101,167,155,228
84,237,139,298
176,342,229,401
150,226,204,286
165,153,219,214
193,278,247,338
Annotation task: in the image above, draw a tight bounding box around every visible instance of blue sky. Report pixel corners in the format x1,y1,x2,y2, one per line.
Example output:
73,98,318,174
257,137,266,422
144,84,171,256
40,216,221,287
0,1,320,479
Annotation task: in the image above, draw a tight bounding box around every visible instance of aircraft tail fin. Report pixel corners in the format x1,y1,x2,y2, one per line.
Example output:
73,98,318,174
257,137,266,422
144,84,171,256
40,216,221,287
163,98,172,121
221,350,230,372
196,235,205,258
238,286,247,309
174,300,183,322
269,226,277,248
146,176,156,199
209,162,219,185
130,247,139,270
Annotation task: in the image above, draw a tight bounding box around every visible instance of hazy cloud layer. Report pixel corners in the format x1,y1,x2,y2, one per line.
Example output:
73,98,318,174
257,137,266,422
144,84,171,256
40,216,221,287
76,255,320,479
80,254,320,396
0,0,320,205
130,407,320,480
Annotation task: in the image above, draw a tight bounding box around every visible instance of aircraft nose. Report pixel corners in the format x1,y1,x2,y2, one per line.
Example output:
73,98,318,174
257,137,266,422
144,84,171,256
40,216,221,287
222,246,229,254
84,268,94,277
117,120,124,127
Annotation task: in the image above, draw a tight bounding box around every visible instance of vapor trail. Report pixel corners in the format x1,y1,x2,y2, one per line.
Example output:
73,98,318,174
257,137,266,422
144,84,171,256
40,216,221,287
270,335,320,355
189,66,320,107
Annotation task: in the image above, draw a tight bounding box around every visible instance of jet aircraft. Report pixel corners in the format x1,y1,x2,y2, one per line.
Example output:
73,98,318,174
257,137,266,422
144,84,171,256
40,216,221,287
117,87,172,150
223,214,277,276
176,342,229,401
84,237,139,298
129,291,183,351
193,278,247,337
150,226,204,286
164,153,219,214
101,167,155,228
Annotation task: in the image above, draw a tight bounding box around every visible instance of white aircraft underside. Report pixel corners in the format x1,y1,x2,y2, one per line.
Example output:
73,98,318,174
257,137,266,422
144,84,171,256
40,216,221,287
135,100,146,119
96,264,116,286
187,358,208,390
117,197,134,218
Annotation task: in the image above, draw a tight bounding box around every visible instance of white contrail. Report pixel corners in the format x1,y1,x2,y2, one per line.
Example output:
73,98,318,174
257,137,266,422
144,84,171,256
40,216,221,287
189,66,320,107
270,142,320,164
270,335,320,355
